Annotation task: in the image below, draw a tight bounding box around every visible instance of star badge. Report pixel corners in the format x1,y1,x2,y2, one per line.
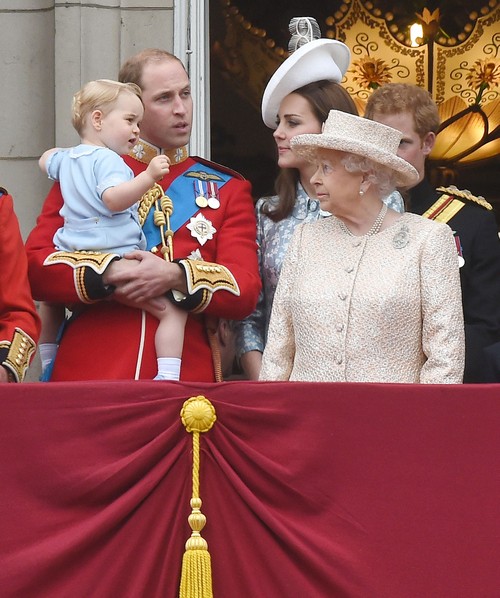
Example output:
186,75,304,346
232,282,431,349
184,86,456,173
187,213,216,246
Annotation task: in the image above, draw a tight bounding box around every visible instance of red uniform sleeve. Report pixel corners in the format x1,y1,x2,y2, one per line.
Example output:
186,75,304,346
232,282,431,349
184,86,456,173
25,183,113,304
0,193,40,380
176,178,261,320
25,183,74,302
196,176,261,320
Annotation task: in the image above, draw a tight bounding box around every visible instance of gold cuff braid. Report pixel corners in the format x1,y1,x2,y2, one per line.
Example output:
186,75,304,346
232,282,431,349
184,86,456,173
44,250,120,274
179,259,240,298
3,328,37,382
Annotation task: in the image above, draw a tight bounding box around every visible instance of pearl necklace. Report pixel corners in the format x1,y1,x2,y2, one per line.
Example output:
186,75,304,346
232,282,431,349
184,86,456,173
338,203,388,237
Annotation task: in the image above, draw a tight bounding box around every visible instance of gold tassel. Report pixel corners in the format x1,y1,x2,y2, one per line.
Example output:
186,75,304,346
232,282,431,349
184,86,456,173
180,396,217,598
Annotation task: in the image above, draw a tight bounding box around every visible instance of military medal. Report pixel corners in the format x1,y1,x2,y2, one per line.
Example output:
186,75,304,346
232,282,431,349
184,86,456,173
187,213,217,246
194,181,208,208
207,182,220,209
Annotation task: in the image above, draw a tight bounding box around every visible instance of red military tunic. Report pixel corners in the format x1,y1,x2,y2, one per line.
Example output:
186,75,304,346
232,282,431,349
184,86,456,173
26,144,260,381
0,190,40,381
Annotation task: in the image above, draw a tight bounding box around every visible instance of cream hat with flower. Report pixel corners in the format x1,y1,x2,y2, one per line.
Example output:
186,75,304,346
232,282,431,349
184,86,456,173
291,109,419,187
261,18,351,129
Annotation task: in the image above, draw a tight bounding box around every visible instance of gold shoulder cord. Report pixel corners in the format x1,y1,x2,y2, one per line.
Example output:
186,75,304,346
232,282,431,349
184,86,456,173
154,194,174,262
139,183,175,262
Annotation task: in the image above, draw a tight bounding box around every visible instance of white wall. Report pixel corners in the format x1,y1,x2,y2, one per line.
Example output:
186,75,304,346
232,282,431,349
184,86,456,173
0,0,175,239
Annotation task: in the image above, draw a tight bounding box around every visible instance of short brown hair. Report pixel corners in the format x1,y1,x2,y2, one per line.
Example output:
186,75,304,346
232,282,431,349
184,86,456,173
364,83,440,139
118,48,186,89
71,79,142,136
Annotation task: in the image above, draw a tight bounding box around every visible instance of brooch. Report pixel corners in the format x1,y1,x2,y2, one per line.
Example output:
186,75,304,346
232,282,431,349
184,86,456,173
392,225,410,249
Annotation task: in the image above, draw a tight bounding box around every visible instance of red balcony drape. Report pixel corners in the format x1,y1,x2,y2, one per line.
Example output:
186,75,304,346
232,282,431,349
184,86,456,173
1,380,499,597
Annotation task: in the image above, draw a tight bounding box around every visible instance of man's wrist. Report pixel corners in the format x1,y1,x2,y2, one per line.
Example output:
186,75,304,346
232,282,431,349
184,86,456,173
170,262,188,294
1,365,16,383
84,255,121,300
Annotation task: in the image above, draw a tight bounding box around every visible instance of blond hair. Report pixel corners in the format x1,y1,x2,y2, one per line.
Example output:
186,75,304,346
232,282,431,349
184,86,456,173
71,79,142,136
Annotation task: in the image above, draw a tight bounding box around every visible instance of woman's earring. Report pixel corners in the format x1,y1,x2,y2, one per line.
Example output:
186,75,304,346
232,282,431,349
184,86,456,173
359,188,364,197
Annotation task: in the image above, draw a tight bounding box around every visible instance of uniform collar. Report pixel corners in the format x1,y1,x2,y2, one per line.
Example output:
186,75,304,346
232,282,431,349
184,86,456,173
128,139,189,165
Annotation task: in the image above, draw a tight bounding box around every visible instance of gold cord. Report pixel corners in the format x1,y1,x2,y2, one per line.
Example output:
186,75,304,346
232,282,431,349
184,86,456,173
179,396,217,598
205,316,224,382
153,193,174,262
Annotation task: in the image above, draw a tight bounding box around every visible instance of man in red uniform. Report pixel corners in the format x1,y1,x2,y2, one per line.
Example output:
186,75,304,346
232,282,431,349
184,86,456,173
26,49,260,382
1,188,40,382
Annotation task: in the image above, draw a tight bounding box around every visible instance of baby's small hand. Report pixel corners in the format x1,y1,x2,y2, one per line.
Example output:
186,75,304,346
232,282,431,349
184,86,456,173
147,154,170,181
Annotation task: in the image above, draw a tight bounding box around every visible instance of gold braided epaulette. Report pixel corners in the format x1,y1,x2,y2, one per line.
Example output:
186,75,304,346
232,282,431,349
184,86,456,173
436,186,493,211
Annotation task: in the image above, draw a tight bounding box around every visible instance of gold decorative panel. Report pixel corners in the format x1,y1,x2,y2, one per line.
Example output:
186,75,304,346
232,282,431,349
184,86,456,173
327,0,500,166
213,0,500,168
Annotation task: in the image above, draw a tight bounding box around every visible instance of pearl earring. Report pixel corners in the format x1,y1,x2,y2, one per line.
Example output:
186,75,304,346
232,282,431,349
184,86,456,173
359,189,364,197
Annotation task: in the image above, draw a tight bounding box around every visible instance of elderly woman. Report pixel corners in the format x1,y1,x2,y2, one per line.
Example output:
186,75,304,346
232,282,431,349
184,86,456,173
260,110,465,384
237,17,405,380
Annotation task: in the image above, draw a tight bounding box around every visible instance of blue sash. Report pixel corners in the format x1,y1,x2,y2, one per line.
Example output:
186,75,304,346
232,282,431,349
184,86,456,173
143,162,232,250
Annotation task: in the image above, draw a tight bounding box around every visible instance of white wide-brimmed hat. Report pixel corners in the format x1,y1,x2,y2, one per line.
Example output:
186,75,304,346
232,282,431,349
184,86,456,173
291,110,419,187
261,38,351,129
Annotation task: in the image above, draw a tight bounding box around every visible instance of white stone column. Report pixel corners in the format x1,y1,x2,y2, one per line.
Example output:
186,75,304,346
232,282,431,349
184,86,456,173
0,0,175,238
174,0,210,158
0,0,55,238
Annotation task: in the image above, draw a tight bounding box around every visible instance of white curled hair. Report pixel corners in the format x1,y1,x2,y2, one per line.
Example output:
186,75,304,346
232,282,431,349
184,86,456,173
341,154,398,197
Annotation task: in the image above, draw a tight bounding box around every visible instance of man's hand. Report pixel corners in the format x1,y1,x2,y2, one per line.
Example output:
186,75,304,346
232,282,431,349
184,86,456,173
103,251,187,308
0,366,10,383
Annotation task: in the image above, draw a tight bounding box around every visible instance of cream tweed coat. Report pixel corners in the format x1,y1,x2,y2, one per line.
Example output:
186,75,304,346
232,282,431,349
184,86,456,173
260,212,465,383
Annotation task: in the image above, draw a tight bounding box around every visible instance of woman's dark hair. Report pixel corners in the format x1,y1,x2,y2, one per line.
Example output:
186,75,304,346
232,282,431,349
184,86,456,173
262,80,358,222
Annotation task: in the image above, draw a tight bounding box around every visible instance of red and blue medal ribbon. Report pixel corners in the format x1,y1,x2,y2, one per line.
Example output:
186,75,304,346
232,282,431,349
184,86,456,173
143,163,231,250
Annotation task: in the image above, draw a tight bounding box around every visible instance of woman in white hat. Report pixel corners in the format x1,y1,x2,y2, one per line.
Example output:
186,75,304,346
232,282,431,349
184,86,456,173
259,110,465,383
237,18,386,380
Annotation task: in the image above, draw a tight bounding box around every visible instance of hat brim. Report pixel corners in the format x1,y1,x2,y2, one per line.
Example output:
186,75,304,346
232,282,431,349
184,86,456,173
261,39,351,129
291,134,419,188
